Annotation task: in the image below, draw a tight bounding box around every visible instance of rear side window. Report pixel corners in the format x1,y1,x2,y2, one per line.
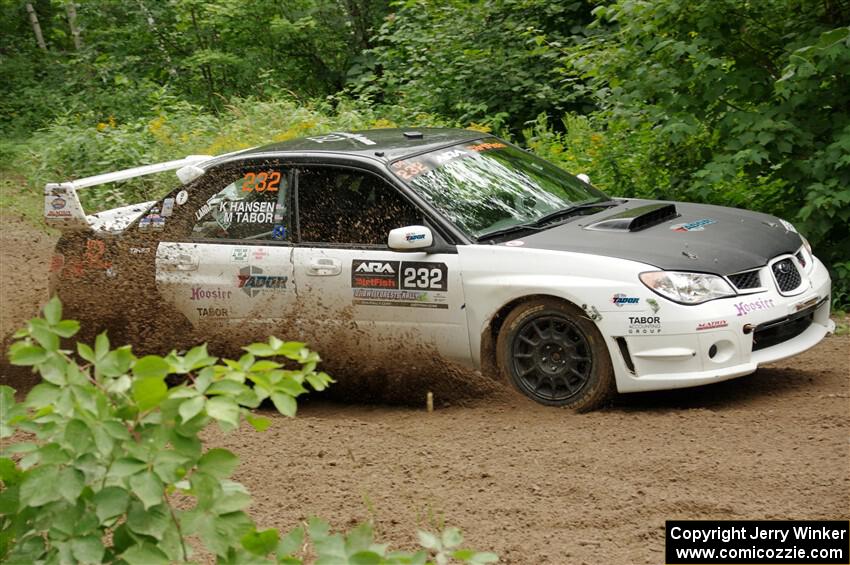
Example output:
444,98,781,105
191,169,289,241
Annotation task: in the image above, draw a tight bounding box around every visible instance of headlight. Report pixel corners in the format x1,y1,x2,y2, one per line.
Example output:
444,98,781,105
639,271,736,305
800,235,812,255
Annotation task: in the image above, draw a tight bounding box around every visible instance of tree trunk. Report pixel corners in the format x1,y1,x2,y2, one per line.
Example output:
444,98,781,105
25,3,47,52
66,2,83,50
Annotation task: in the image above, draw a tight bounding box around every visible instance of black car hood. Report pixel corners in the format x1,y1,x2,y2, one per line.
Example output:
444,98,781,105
519,199,803,275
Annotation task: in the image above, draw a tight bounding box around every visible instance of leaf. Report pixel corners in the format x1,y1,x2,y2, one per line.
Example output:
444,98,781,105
64,418,94,453
10,345,47,366
277,526,304,558
467,551,499,564
242,528,280,556
98,346,134,377
206,396,240,427
417,531,440,550
442,527,463,549
198,448,239,479
127,500,170,539
25,383,59,409
29,319,59,351
132,355,170,379
19,464,61,506
243,343,275,356
57,466,85,501
0,457,20,484
179,396,205,423
130,471,163,509
95,332,110,360
349,551,383,565
43,296,62,325
121,543,169,565
271,393,297,417
53,320,80,338
246,413,271,432
94,486,130,522
77,342,95,363
71,536,105,564
132,376,167,411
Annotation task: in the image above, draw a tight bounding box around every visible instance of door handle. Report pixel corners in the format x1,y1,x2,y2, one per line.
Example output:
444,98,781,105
160,253,198,271
307,257,341,276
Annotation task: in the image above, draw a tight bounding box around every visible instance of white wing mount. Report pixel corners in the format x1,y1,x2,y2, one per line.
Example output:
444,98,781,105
44,155,213,230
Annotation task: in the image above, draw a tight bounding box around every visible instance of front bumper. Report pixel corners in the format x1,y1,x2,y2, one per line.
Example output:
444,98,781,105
605,256,834,393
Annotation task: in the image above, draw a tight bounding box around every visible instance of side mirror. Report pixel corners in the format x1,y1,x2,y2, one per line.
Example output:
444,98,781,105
388,225,433,251
576,173,591,184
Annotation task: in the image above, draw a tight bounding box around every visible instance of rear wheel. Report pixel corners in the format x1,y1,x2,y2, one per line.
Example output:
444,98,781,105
496,298,614,411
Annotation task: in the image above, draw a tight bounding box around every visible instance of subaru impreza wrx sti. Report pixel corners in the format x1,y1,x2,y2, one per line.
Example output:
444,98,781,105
46,128,834,410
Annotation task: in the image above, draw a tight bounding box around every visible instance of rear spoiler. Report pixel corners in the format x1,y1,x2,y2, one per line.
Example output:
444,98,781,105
44,155,213,229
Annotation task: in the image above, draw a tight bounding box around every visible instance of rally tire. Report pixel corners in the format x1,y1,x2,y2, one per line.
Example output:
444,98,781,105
496,298,615,411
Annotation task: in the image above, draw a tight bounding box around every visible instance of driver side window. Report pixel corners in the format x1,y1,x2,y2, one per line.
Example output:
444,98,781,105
296,167,420,245
191,168,289,241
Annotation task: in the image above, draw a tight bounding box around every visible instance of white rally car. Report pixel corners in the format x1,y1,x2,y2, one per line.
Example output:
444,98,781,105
46,128,834,410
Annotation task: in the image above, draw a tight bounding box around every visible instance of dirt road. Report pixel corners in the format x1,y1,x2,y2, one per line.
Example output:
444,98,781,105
1,213,848,563
211,335,848,564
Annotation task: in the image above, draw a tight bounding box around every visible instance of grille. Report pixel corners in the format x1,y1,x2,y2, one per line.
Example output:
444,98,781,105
728,270,761,290
771,258,802,292
752,309,814,351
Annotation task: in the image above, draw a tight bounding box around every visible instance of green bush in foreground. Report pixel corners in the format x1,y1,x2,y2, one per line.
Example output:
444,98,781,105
0,297,497,564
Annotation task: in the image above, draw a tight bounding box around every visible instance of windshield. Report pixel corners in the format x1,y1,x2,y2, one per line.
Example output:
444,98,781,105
390,138,609,238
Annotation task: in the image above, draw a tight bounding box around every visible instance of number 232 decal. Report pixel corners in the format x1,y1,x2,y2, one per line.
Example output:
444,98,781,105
401,262,448,292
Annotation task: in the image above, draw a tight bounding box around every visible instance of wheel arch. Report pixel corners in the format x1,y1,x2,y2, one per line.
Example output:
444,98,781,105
479,293,588,378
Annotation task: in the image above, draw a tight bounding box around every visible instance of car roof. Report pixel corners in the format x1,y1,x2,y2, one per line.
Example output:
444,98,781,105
234,127,489,163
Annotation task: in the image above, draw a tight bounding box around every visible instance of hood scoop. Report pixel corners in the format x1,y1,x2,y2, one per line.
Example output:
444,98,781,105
584,203,678,232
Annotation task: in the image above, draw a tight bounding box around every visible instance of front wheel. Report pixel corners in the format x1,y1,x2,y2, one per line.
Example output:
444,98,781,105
496,298,615,411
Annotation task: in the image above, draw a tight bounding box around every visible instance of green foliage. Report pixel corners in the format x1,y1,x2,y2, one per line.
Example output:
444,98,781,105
0,0,390,135
562,0,850,305
0,297,497,564
349,0,596,131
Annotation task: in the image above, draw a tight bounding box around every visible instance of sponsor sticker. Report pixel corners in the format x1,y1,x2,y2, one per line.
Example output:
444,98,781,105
51,197,66,210
352,260,400,289
670,218,717,232
272,225,286,240
196,307,229,319
237,265,288,297
175,190,189,205
612,293,640,307
628,316,661,334
696,320,728,331
231,248,249,262
191,287,233,300
252,248,269,261
161,197,175,217
734,297,775,317
307,132,376,145
405,232,426,242
351,259,449,308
